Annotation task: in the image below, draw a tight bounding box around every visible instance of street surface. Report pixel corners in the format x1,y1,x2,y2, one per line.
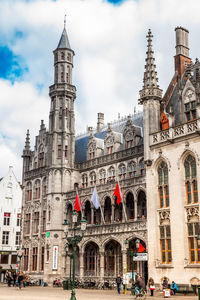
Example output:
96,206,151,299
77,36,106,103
0,286,197,300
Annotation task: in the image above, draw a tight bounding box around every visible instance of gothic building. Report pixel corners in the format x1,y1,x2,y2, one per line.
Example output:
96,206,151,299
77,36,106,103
21,24,147,285
21,22,200,287
140,27,200,286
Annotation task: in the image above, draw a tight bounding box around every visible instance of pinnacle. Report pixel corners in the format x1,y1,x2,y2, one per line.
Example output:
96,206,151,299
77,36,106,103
24,129,30,151
57,27,71,50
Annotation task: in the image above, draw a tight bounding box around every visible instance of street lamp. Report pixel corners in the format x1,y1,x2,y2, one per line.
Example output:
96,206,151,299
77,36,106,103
125,238,140,295
63,211,87,300
16,245,24,273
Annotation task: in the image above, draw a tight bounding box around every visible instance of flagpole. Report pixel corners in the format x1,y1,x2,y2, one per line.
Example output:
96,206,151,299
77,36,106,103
95,186,105,224
76,187,83,216
117,180,128,222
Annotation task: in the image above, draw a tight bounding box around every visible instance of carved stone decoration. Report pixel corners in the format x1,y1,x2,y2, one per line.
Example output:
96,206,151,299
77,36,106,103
186,206,199,221
159,210,170,224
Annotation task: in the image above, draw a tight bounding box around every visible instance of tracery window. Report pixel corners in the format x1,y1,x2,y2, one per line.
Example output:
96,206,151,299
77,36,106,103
160,225,172,264
108,166,115,181
119,164,126,180
184,155,198,204
188,222,200,264
82,174,88,188
158,162,169,208
33,180,40,200
99,169,106,184
128,162,137,177
26,182,32,201
89,172,96,186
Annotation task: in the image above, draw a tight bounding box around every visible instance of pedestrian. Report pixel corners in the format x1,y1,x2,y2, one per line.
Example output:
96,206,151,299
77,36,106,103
17,272,24,289
116,274,122,294
148,277,155,296
135,275,145,294
162,277,168,289
171,281,178,295
13,273,17,286
7,271,12,287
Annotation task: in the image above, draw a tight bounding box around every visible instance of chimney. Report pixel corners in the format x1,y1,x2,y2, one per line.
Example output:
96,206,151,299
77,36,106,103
97,113,104,132
174,27,191,79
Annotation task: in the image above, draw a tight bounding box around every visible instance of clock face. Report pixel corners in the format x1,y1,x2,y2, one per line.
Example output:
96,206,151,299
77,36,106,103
185,89,195,102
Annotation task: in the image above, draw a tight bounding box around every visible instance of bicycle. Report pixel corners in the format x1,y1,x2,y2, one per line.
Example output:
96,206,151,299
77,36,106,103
134,287,147,299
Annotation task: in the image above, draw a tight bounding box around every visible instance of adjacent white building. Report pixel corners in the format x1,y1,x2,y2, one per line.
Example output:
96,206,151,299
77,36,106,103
0,166,22,281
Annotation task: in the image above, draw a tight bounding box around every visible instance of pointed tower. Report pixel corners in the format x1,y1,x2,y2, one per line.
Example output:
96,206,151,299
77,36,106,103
49,19,76,169
22,130,32,180
139,29,162,163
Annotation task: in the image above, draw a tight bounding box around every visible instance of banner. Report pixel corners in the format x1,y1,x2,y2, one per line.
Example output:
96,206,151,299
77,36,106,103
52,246,58,270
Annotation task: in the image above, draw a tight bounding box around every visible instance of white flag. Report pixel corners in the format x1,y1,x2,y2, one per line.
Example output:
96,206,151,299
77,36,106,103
91,187,100,209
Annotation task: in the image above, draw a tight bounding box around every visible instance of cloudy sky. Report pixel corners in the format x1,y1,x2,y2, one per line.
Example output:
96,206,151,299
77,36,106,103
0,0,200,180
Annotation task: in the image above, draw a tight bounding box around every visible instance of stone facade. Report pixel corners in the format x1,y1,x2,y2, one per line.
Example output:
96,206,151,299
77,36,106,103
139,27,200,286
21,25,147,285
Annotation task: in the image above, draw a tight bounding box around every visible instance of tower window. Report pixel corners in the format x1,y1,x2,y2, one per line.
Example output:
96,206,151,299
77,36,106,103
184,155,198,204
65,146,68,159
58,145,62,158
158,161,169,208
61,52,65,60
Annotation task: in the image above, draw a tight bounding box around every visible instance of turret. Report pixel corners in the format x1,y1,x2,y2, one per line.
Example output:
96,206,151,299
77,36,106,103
22,130,32,178
139,29,162,163
48,18,76,168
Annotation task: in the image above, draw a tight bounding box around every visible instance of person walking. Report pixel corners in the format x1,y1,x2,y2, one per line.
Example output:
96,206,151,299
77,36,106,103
116,274,122,294
171,281,178,295
13,273,17,287
17,272,24,289
148,277,155,296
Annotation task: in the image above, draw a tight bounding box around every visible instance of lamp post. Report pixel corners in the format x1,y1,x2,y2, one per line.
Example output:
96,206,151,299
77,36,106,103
125,238,140,294
16,245,24,273
63,211,87,300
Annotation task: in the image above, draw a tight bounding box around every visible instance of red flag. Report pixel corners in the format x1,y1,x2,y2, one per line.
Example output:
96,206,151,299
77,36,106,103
74,194,81,212
138,243,145,253
114,183,122,205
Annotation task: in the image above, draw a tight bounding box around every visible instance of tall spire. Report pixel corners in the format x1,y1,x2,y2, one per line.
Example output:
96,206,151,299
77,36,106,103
57,15,71,50
139,29,162,104
24,129,30,151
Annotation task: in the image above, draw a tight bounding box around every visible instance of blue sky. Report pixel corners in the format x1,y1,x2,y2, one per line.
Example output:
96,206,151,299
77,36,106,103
0,0,200,179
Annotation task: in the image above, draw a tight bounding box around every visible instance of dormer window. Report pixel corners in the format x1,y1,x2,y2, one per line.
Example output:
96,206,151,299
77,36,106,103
184,89,196,122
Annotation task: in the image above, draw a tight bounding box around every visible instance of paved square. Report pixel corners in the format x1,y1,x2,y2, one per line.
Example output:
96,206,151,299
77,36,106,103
0,286,197,300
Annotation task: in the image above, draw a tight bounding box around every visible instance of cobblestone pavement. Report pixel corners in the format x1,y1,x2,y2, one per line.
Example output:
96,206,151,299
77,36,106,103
0,286,197,300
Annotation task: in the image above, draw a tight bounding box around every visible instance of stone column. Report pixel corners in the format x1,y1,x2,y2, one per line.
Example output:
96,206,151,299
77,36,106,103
122,249,127,273
79,252,84,280
111,204,115,222
91,207,94,225
100,251,104,281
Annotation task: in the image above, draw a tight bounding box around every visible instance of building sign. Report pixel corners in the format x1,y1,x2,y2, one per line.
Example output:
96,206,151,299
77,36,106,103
133,253,148,261
52,246,58,270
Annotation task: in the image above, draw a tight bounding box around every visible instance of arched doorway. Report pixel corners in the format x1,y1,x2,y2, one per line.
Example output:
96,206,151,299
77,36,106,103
104,240,122,277
137,191,146,219
127,239,148,285
84,242,100,277
104,197,111,223
85,200,91,224
126,192,135,220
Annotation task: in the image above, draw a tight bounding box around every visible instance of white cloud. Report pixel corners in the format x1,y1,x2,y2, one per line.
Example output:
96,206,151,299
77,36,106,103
0,0,200,178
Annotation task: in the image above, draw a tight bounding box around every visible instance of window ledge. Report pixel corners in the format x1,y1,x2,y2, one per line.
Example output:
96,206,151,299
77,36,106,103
184,264,200,268
156,264,174,269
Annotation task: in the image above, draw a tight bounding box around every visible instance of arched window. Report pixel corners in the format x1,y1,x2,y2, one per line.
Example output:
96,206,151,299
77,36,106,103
184,155,198,204
99,169,106,184
118,164,126,180
33,180,40,200
128,162,137,177
42,178,47,198
158,161,169,208
61,51,65,60
26,182,32,201
61,65,64,83
89,172,96,186
108,166,115,181
82,174,88,188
